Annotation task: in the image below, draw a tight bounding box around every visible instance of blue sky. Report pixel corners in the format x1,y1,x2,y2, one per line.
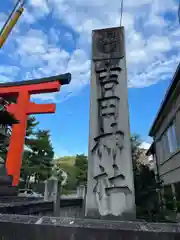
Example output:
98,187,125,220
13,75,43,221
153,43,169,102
0,0,179,157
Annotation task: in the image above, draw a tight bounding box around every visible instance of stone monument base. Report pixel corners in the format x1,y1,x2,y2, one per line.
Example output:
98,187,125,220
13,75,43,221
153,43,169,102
0,215,179,239
0,172,17,197
85,209,136,221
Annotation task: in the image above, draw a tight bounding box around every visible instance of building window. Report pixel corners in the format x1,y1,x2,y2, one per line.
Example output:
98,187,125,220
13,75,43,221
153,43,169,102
167,122,177,153
158,121,178,163
159,132,169,163
161,134,167,160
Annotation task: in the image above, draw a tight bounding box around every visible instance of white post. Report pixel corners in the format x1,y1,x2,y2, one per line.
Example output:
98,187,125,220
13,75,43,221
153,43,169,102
77,185,86,199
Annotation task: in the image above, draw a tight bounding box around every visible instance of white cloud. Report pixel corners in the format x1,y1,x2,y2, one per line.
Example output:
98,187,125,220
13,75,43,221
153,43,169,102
150,0,177,15
128,56,180,88
22,9,36,24
0,65,19,75
64,32,73,42
0,12,7,29
47,0,180,92
139,142,151,150
31,92,58,102
49,28,60,44
0,0,179,101
0,75,11,83
125,0,153,8
29,0,49,12
27,0,50,18
147,36,171,52
13,28,90,101
17,29,47,51
0,65,20,83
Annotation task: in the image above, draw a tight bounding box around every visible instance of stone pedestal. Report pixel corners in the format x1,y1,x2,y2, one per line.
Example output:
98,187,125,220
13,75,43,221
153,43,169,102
0,164,17,197
77,185,86,199
44,176,61,217
85,27,135,219
44,177,57,202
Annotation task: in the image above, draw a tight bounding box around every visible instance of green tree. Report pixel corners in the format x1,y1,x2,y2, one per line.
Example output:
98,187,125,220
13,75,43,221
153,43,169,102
25,116,39,140
20,150,33,187
131,133,144,168
131,134,160,219
21,116,39,185
20,117,54,184
134,164,158,206
26,130,54,182
75,154,88,186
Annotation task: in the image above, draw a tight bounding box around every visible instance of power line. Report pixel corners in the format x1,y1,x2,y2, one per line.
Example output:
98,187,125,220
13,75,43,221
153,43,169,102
120,0,124,26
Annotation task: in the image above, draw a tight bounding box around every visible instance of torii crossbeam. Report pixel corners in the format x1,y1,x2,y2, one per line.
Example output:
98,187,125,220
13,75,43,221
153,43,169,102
0,73,71,186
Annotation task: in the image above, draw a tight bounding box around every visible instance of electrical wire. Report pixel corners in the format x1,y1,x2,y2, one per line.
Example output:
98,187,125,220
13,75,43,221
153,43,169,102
0,0,23,36
120,0,124,26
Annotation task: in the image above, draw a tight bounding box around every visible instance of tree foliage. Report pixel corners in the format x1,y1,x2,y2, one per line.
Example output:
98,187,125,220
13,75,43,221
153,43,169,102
56,159,78,191
22,121,160,215
134,164,158,206
20,116,54,185
25,116,39,140
74,154,88,186
131,134,160,217
131,133,144,168
55,154,88,192
55,134,158,201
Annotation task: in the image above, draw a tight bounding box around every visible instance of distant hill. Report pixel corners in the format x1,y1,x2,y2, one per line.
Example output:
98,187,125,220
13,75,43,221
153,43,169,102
55,156,76,166
53,155,87,193
54,156,77,191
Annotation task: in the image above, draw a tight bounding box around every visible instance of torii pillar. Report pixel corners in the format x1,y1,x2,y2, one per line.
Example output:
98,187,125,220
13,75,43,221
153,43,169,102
0,73,71,186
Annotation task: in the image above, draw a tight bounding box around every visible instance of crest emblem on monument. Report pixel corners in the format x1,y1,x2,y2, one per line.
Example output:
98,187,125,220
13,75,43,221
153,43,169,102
96,29,118,54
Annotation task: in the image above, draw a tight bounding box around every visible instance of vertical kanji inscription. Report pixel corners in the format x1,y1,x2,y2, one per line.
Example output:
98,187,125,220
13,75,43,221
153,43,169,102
86,27,135,219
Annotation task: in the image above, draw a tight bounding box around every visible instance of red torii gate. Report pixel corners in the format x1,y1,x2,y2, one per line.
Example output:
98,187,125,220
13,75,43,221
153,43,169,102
0,73,71,186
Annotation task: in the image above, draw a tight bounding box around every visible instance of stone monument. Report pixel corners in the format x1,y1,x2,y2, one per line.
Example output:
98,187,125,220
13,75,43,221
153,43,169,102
85,27,135,219
44,176,59,202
